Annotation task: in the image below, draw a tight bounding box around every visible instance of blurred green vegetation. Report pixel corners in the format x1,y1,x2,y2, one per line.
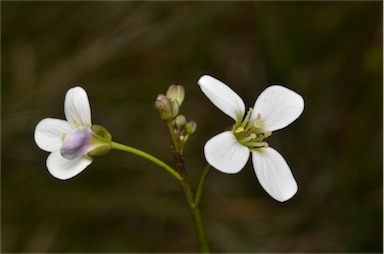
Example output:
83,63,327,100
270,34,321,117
1,1,382,253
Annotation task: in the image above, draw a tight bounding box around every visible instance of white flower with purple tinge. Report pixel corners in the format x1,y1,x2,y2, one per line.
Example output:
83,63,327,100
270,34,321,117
34,87,110,180
198,75,304,202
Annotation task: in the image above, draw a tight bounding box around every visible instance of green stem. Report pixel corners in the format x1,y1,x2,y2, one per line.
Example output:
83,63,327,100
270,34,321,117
164,120,210,252
166,120,180,152
173,151,210,253
195,164,211,207
111,141,182,180
111,140,209,251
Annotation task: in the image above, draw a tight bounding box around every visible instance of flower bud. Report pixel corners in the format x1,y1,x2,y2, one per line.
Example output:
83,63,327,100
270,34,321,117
155,94,178,120
175,115,187,129
166,85,185,106
185,121,197,136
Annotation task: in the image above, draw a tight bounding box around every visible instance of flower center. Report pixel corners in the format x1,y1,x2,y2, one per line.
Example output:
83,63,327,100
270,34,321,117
233,108,272,149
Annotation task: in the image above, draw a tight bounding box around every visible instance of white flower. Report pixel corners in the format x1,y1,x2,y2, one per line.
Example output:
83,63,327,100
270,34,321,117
34,87,110,180
198,75,304,202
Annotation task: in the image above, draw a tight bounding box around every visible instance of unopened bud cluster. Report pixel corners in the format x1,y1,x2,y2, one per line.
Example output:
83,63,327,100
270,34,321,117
172,114,197,152
155,85,185,120
155,84,197,153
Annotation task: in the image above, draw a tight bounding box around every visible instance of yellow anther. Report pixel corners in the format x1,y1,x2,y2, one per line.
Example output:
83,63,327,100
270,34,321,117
73,120,81,127
262,142,269,148
264,131,272,138
235,127,245,133
250,133,257,139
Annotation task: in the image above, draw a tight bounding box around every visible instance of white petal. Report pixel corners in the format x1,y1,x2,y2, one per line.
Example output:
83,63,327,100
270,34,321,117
198,75,245,122
64,86,92,128
34,118,71,152
251,85,304,132
204,131,250,174
251,147,298,202
46,150,92,180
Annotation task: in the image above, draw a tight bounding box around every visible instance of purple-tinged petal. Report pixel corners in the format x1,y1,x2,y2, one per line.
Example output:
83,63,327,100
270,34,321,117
61,126,92,160
251,147,298,202
204,131,249,174
34,118,71,152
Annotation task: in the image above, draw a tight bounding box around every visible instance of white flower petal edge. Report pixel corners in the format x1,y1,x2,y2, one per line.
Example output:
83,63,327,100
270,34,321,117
47,151,93,180
64,86,92,128
251,85,304,132
251,147,298,202
34,118,71,152
204,131,250,174
198,75,246,122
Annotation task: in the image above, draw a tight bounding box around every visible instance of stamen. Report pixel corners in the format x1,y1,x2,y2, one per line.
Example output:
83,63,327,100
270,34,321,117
240,108,253,129
234,111,273,149
234,127,245,133
238,136,254,144
247,141,264,148
253,135,264,142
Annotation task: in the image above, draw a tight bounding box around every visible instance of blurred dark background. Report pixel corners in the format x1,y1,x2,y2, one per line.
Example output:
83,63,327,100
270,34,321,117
1,1,382,253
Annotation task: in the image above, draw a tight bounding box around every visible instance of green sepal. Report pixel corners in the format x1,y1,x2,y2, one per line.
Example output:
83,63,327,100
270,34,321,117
87,125,112,158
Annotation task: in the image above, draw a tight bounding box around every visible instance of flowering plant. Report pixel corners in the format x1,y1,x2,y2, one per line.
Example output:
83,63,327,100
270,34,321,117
34,75,304,252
